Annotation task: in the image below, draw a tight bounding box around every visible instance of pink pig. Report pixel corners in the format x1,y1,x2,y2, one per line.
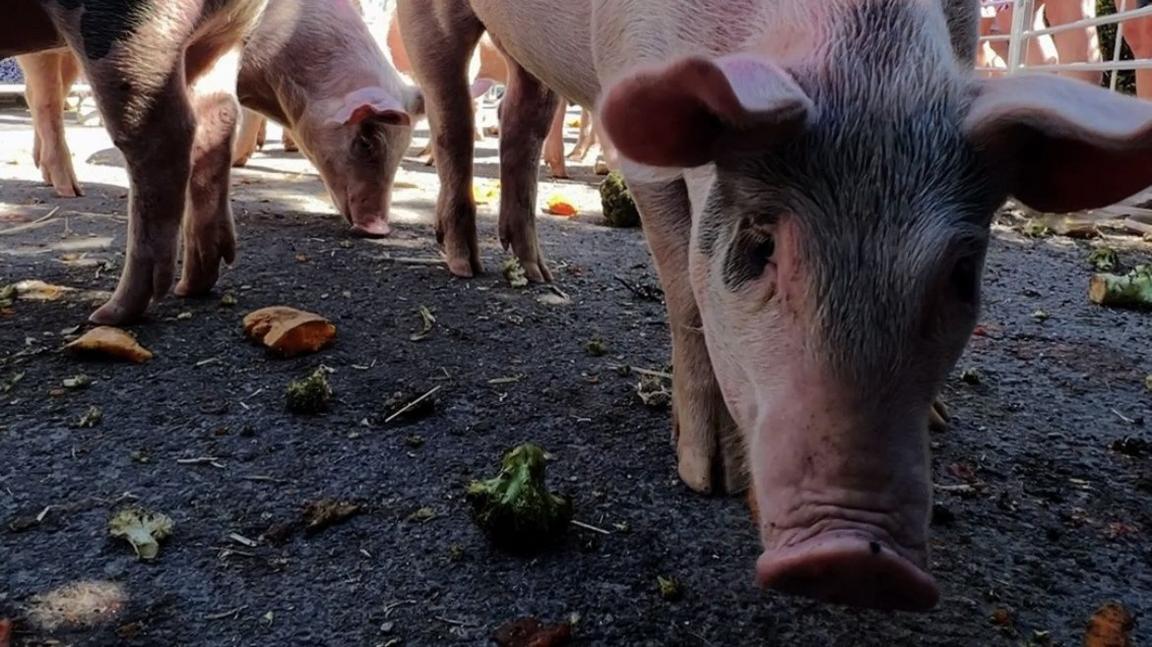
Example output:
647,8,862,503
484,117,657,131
3,0,420,323
399,0,1152,610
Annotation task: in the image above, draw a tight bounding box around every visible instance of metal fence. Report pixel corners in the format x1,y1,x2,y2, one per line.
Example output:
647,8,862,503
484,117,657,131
977,0,1152,90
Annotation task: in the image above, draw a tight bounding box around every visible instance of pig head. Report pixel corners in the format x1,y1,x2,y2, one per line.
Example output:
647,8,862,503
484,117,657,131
597,1,1152,610
294,86,422,237
240,0,423,238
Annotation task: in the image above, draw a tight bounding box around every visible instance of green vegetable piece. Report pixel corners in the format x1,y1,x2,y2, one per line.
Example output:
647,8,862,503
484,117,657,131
657,575,683,601
1090,265,1152,311
599,171,640,228
76,405,103,428
1087,247,1120,273
286,368,332,414
108,506,173,560
502,258,529,288
466,443,573,551
584,339,607,357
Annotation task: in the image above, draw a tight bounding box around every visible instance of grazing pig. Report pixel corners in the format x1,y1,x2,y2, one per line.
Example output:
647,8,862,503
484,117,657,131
237,0,422,239
4,0,419,323
399,0,1152,610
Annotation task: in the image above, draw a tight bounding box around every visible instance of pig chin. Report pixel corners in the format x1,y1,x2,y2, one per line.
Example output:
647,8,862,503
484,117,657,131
742,381,938,611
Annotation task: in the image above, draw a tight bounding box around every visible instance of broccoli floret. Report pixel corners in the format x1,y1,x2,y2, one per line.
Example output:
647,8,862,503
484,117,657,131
1087,246,1121,272
466,443,573,551
108,506,173,560
599,171,640,228
286,368,332,414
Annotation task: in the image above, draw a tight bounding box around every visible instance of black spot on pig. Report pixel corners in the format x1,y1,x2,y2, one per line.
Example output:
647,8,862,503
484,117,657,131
51,0,150,60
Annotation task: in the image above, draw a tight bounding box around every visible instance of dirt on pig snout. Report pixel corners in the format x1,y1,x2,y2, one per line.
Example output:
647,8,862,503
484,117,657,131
1,106,1151,646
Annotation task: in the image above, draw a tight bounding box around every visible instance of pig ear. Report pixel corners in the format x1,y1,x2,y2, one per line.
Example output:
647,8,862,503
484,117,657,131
330,88,412,127
964,74,1152,213
341,103,411,127
598,55,814,168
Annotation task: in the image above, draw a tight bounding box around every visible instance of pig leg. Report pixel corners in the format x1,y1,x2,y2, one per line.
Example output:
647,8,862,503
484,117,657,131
282,128,298,152
542,100,568,179
397,0,484,276
232,109,264,168
630,178,745,495
592,118,618,176
495,56,556,282
567,108,595,162
175,48,243,297
19,51,83,197
81,72,195,324
256,115,266,149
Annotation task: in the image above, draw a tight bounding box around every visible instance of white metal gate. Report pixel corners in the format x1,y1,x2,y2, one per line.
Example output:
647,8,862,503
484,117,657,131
977,0,1152,90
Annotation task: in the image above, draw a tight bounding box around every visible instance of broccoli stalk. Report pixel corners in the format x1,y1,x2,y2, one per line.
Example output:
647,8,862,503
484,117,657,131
466,443,573,551
1089,265,1152,310
108,506,173,560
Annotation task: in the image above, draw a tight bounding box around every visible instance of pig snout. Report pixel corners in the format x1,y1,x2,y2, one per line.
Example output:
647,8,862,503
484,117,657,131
743,380,938,611
348,213,391,238
751,402,940,607
343,187,392,238
754,515,938,612
349,215,391,238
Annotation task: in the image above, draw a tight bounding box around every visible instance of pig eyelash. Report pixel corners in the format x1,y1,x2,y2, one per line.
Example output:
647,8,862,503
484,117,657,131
722,222,778,290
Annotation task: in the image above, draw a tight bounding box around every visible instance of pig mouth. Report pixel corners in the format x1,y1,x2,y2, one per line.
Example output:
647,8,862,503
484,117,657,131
349,219,392,238
755,524,938,611
342,203,392,238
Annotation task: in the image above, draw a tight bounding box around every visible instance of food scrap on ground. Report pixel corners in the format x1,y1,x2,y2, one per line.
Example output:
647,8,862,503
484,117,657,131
25,580,127,632
75,405,103,428
466,443,573,551
285,368,333,414
657,575,683,601
502,257,529,288
302,500,362,535
599,171,640,228
242,306,336,357
636,374,672,409
108,506,173,560
1083,601,1134,647
473,179,500,205
1089,265,1152,311
491,616,573,647
65,327,153,363
544,193,578,217
1088,246,1121,272
410,305,436,342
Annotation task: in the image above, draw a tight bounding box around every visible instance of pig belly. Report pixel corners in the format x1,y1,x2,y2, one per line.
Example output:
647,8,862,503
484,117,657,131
3,0,65,56
468,0,599,107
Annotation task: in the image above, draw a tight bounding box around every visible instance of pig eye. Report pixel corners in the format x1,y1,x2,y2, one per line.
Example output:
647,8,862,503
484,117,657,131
352,135,374,158
950,256,979,304
724,224,776,288
748,233,776,270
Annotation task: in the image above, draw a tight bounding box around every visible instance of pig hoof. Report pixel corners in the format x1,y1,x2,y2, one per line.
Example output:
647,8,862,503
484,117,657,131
350,222,392,238
593,159,610,176
231,155,251,168
445,255,477,278
89,298,145,325
53,183,82,198
518,258,552,284
929,399,950,432
756,533,940,611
